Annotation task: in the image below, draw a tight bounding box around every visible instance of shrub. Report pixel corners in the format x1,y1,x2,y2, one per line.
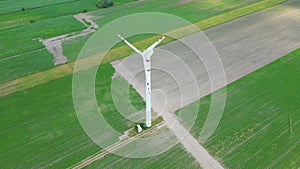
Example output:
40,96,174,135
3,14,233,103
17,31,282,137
96,0,114,8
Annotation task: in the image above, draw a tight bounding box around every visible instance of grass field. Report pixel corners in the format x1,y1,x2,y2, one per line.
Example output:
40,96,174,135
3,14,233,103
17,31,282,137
0,0,74,14
178,48,300,168
86,144,200,169
0,49,53,83
91,0,261,26
0,63,145,168
0,15,85,83
62,34,92,61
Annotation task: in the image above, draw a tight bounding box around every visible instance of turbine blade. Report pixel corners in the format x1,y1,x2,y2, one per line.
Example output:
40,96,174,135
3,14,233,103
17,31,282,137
144,35,167,52
117,34,143,55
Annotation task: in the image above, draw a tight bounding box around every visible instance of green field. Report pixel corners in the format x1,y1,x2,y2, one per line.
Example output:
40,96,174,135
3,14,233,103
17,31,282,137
0,0,74,14
0,49,53,83
0,63,145,168
0,15,85,59
91,0,260,26
86,144,200,169
0,15,85,84
178,48,300,168
0,0,135,30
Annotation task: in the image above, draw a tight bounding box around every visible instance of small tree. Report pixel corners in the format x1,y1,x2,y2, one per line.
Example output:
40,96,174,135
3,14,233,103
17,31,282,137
96,0,114,8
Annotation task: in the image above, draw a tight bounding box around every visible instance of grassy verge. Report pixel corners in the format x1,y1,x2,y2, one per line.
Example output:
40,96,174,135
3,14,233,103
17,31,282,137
128,116,164,137
0,63,145,168
0,0,286,97
178,48,300,168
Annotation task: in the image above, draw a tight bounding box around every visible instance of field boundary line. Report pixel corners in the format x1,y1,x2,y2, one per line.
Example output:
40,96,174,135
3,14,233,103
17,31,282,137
0,48,45,61
0,0,286,98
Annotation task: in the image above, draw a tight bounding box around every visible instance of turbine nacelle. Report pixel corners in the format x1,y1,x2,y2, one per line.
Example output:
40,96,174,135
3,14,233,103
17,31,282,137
117,34,167,61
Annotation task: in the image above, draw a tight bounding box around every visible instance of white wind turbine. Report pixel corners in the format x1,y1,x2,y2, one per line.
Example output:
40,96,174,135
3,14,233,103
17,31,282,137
117,34,166,127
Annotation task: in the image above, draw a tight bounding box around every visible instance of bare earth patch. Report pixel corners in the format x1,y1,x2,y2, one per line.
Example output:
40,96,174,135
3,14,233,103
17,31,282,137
41,13,99,65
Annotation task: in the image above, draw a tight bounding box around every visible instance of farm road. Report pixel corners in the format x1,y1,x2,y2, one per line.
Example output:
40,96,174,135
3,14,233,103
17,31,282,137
112,0,300,168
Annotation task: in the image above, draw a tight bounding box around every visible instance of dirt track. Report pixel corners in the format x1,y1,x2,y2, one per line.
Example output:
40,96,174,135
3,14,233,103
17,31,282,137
42,13,99,65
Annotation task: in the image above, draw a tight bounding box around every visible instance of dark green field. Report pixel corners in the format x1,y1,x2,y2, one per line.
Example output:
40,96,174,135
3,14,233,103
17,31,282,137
0,0,134,30
86,144,200,169
179,48,300,168
0,49,53,83
0,15,85,59
0,63,144,168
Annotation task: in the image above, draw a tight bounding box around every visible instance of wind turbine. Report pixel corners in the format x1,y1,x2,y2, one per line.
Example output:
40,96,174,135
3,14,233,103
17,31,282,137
117,34,166,127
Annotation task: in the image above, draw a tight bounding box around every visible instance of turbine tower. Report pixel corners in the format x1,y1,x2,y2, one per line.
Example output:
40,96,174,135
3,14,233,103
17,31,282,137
117,34,166,127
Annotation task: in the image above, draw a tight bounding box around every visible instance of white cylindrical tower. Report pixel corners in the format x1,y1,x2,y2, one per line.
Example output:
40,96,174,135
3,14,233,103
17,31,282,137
145,59,151,127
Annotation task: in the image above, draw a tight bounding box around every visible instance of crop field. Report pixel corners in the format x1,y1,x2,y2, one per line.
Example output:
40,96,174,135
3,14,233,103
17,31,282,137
0,49,53,83
0,0,134,30
0,15,85,83
86,144,200,169
0,63,145,168
0,15,85,59
0,0,76,14
91,0,261,26
178,48,300,168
